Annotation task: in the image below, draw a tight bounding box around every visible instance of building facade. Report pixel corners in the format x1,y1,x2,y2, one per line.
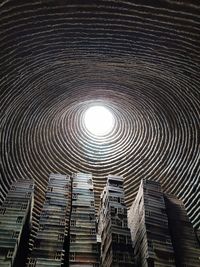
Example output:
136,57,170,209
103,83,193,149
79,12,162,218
27,173,71,267
1,173,199,267
128,179,176,267
69,172,99,266
0,179,34,267
98,175,134,267
164,194,200,266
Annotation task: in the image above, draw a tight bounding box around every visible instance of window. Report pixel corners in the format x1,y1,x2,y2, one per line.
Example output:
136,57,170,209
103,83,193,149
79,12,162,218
91,201,94,207
89,214,95,220
89,188,93,192
39,224,45,230
26,192,31,198
73,182,78,187
54,251,61,260
46,196,51,203
34,239,41,248
60,218,65,225
70,252,75,261
145,210,151,217
21,203,27,210
123,219,128,228
41,210,47,216
58,234,64,241
112,233,118,243
118,208,122,214
123,208,127,215
120,198,125,204
110,206,115,214
71,220,76,227
110,196,118,202
27,258,36,267
10,186,16,191
70,234,76,242
90,229,96,235
111,218,116,225
16,216,23,223
72,193,78,200
7,250,13,258
148,240,154,249
87,179,92,184
72,207,77,213
47,187,53,192
12,231,19,239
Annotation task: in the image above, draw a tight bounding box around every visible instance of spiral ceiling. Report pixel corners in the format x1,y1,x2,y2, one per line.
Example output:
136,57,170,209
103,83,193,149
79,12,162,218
0,1,200,231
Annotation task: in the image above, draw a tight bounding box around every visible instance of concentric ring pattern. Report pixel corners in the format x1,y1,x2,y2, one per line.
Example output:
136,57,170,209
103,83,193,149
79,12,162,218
0,0,200,235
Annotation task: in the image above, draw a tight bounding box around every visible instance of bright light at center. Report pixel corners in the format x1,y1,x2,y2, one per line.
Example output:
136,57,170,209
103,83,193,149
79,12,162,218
84,106,114,136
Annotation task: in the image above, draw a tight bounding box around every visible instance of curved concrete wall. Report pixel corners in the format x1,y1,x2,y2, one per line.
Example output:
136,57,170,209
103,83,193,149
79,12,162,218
0,1,199,230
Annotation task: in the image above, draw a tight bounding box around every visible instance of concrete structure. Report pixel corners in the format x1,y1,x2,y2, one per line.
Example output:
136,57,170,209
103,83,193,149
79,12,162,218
98,175,134,267
1,1,200,238
0,179,34,267
128,179,176,267
69,172,99,266
164,194,200,266
27,173,71,267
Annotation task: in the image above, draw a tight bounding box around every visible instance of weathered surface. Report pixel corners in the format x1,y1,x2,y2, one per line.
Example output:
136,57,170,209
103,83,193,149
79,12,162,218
0,1,199,230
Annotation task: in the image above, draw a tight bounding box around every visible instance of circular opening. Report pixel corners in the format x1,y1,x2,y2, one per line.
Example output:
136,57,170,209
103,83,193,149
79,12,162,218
84,106,115,136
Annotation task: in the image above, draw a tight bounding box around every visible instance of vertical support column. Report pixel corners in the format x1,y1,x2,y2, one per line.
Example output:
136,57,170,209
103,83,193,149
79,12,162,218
0,179,34,267
27,173,71,267
164,194,200,266
69,172,99,266
128,179,175,267
98,175,134,267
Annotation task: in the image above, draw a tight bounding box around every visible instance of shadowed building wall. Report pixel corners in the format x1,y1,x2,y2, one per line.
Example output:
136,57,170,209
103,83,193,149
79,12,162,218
0,0,199,245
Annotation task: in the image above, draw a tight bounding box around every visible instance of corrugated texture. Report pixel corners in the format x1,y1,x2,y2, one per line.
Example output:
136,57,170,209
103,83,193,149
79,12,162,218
0,1,199,231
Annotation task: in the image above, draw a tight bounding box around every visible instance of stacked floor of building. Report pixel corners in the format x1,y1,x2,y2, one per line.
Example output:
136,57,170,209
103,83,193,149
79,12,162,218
0,174,199,267
128,179,176,267
164,194,200,267
128,179,200,267
0,179,34,267
27,173,71,267
69,172,99,267
98,175,134,267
